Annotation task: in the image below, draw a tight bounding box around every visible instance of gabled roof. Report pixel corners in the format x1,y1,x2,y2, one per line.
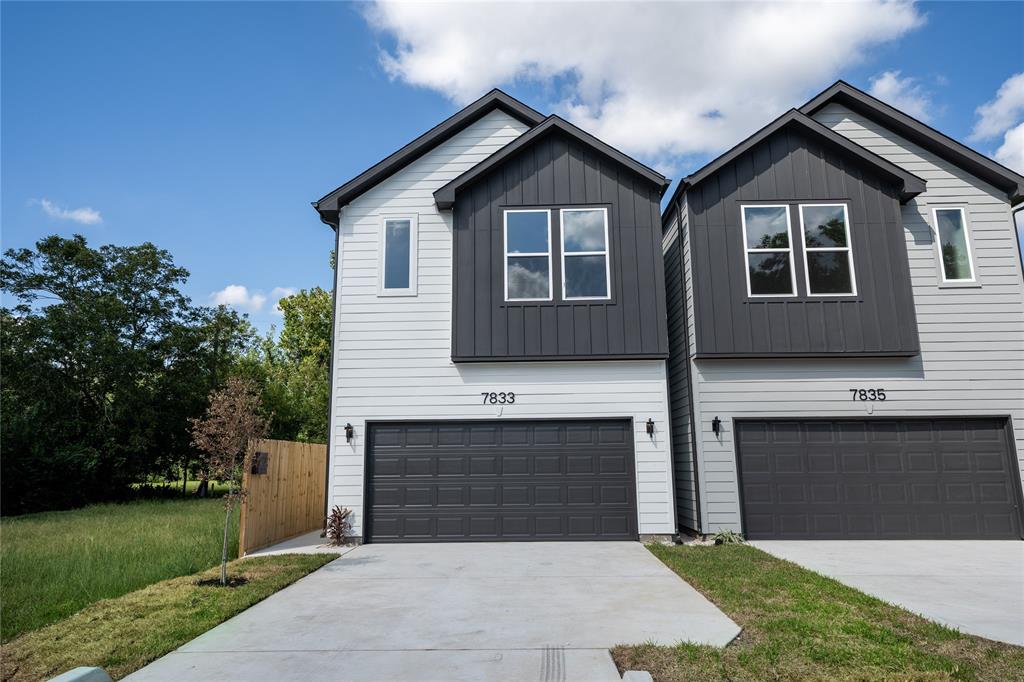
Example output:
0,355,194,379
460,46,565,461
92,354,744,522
800,80,1024,204
312,89,545,227
662,109,926,223
434,115,670,210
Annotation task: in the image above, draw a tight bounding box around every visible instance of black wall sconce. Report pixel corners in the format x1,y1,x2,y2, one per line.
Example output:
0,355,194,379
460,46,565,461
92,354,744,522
345,423,354,443
712,416,722,436
646,418,655,438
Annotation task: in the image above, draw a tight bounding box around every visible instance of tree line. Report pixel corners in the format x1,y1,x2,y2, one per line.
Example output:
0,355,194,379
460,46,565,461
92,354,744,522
0,234,332,515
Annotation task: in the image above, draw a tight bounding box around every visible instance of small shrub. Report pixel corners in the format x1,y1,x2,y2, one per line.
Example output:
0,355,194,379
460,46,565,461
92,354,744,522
711,529,745,545
326,505,353,546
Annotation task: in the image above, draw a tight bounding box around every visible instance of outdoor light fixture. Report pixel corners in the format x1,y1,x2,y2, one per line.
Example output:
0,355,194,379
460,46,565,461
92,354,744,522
712,417,722,436
345,423,354,443
646,418,655,438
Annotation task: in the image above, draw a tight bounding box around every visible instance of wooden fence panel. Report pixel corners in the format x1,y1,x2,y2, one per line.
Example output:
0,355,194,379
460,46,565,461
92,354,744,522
239,438,326,555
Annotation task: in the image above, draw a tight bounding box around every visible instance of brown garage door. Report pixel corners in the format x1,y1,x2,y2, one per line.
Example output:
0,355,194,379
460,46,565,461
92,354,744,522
736,418,1024,540
366,419,638,542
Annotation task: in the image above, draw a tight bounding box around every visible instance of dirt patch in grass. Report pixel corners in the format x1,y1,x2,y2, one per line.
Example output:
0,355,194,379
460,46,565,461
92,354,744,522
612,544,1024,682
1,553,337,681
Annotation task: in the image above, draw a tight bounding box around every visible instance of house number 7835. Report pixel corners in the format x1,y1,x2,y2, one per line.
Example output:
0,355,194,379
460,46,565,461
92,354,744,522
849,388,886,401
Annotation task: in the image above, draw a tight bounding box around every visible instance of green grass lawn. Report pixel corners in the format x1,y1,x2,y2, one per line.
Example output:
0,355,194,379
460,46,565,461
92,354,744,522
1,554,337,681
613,544,1024,682
1,499,240,642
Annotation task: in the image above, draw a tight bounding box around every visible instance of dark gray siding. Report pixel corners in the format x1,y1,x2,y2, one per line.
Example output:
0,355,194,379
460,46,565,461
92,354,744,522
688,124,920,357
451,131,669,361
664,230,699,532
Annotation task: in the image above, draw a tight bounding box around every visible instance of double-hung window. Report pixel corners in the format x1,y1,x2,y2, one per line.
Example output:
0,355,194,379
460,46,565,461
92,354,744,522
560,208,611,300
379,215,417,296
800,204,856,295
741,205,796,296
933,207,975,282
504,209,552,301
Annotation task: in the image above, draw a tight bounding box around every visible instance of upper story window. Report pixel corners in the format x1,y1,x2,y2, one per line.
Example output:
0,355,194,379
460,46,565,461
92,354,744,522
561,208,610,300
933,207,975,282
800,204,856,296
379,215,417,296
504,209,552,301
741,205,796,296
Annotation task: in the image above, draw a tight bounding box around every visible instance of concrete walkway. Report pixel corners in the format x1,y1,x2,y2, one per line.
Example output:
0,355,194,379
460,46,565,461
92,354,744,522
129,542,740,682
751,540,1024,646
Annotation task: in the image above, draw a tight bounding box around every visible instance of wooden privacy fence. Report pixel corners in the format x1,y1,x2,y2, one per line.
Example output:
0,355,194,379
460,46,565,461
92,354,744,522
239,438,327,555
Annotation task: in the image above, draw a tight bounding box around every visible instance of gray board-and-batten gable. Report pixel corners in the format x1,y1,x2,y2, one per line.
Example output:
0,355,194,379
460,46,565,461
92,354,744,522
439,116,673,362
678,110,925,358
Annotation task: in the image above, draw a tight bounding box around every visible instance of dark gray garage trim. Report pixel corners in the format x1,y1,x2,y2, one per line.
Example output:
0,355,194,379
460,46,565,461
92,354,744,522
735,417,1024,540
365,419,638,543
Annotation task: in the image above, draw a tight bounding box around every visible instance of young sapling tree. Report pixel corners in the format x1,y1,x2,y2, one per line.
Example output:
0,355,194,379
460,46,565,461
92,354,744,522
190,377,269,585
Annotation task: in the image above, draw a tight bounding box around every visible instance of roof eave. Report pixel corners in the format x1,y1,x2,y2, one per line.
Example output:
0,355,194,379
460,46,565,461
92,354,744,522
310,90,546,223
433,115,669,211
801,81,1024,203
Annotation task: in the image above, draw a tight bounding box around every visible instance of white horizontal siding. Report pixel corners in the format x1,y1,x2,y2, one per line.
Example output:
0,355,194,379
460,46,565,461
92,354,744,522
330,109,676,537
689,104,1024,533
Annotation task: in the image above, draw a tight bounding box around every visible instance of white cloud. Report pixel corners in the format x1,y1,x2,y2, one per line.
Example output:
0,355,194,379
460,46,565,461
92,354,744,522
994,121,1024,173
364,1,923,161
35,198,103,224
271,287,297,315
868,70,934,122
969,72,1024,142
210,285,267,313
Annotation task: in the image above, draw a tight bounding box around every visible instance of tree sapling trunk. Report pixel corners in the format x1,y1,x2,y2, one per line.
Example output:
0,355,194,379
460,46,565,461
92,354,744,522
190,377,269,586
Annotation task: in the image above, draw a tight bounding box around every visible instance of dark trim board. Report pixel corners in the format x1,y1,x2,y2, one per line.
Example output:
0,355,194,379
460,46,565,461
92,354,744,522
452,353,669,363
732,415,1024,540
363,417,641,543
695,351,920,360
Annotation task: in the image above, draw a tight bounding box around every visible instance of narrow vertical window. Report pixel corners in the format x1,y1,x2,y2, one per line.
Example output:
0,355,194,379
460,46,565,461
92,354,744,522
504,210,551,301
933,207,975,282
800,204,856,296
379,215,417,295
741,205,796,296
561,208,610,300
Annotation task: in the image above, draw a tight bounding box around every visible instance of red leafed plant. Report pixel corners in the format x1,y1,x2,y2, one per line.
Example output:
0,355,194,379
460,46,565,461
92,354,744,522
190,377,269,585
326,505,353,546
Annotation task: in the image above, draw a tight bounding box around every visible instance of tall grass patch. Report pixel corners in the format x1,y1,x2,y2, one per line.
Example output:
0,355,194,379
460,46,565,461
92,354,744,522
1,499,238,641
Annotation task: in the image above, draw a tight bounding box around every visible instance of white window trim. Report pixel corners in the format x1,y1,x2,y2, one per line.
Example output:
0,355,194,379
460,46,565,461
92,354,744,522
799,203,858,297
503,209,553,302
932,206,977,283
560,207,612,301
740,204,797,298
377,214,418,296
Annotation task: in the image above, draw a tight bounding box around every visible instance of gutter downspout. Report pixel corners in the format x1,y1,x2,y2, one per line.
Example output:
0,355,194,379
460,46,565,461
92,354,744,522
315,202,342,534
677,195,703,536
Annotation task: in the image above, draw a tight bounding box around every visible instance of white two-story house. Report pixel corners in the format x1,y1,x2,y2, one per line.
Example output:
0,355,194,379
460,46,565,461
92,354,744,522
313,91,676,542
663,81,1024,540
314,82,1024,544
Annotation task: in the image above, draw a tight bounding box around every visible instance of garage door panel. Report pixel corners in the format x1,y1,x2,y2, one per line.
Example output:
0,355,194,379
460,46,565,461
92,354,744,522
737,418,1022,540
366,419,637,542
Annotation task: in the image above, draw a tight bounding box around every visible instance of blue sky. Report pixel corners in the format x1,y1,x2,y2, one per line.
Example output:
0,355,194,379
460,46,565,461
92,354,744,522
3,2,1022,331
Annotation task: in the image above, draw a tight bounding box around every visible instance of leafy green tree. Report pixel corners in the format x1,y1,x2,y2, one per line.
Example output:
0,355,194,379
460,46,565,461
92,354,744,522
242,287,332,443
0,235,254,513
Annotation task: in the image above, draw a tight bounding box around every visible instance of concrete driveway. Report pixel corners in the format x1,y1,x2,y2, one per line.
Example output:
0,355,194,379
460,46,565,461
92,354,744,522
750,540,1024,646
129,542,740,682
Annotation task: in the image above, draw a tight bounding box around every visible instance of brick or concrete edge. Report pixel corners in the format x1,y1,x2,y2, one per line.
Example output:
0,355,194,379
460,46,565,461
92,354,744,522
48,667,112,682
639,534,675,545
622,671,654,682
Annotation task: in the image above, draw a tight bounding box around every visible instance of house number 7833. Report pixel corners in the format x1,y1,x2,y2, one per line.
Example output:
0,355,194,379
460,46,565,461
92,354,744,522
481,392,515,404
